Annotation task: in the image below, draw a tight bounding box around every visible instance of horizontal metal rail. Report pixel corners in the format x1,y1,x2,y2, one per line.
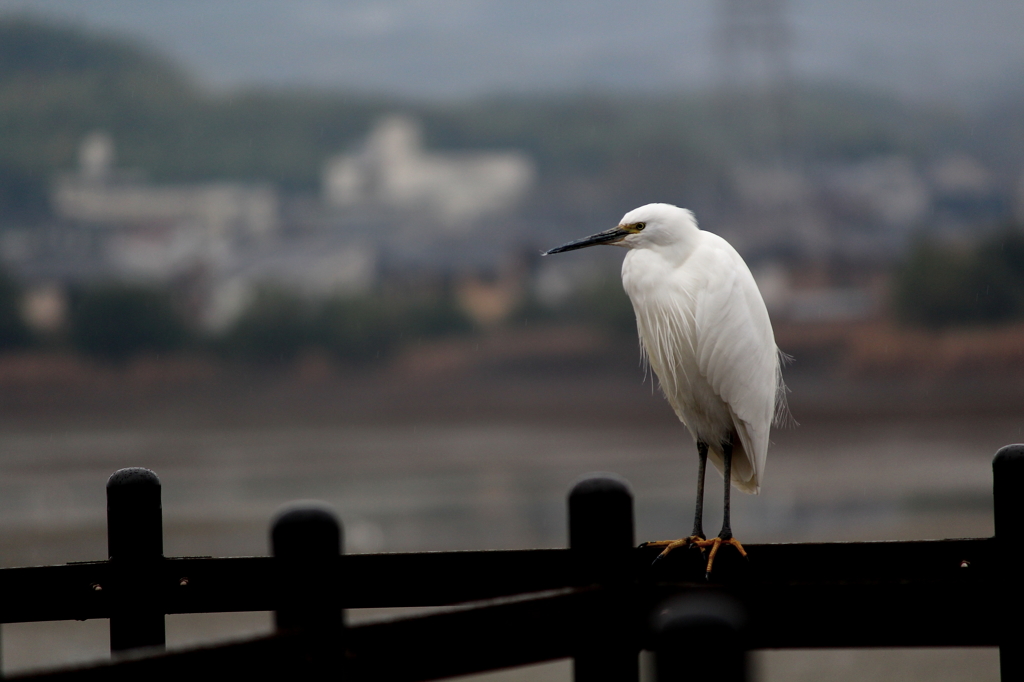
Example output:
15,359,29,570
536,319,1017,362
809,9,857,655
0,538,996,643
7,571,1005,682
11,588,606,682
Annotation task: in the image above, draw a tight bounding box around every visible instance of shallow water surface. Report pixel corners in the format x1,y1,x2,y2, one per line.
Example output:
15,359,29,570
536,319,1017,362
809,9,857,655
0,415,1011,679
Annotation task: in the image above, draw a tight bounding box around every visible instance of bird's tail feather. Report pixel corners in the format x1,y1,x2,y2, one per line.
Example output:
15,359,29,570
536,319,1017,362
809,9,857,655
773,348,797,429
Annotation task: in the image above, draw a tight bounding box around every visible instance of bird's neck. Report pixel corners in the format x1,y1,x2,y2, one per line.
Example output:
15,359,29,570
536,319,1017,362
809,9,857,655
634,238,698,269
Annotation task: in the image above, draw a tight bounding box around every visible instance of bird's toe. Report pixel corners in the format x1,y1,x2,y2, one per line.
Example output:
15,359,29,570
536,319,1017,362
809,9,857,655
643,536,707,565
695,537,748,578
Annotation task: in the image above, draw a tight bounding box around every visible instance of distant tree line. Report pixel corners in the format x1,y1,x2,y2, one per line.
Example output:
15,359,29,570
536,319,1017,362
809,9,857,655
0,271,649,364
514,275,636,337
893,226,1024,328
0,272,30,349
219,286,473,364
55,283,476,364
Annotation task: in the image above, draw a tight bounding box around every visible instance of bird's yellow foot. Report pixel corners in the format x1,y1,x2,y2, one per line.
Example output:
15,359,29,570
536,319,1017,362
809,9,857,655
692,537,748,576
641,536,706,563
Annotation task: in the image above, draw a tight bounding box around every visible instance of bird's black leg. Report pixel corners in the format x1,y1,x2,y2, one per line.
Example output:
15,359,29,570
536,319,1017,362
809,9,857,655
698,436,746,578
691,441,708,539
718,438,734,541
644,441,712,563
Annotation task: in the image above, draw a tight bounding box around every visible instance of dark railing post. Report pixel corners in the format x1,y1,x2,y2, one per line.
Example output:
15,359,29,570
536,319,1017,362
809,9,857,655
569,474,637,682
272,502,344,674
994,444,1024,681
106,467,165,654
652,593,747,682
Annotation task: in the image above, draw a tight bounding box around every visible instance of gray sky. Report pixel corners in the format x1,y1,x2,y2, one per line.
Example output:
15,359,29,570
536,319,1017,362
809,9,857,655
4,0,1024,104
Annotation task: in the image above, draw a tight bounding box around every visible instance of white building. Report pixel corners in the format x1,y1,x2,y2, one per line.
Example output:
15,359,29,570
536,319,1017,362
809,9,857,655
55,133,278,240
323,115,534,229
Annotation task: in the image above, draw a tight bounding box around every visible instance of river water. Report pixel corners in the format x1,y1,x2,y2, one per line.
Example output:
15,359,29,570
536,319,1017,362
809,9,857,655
0,412,1014,680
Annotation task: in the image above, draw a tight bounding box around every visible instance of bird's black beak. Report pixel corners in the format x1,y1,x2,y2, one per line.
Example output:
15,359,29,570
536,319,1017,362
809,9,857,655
542,226,630,255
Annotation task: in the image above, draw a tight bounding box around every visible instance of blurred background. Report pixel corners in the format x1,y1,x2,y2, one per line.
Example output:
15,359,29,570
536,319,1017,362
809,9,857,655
0,1,1022,679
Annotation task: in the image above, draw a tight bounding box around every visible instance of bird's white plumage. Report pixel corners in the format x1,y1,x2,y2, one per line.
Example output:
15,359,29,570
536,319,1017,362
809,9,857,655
616,204,784,494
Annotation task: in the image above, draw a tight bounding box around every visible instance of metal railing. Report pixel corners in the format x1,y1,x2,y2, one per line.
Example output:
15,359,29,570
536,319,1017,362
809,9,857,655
3,444,1023,681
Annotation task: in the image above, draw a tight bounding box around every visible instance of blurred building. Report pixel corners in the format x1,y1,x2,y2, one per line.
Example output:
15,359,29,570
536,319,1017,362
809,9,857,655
823,156,931,229
200,237,377,332
0,132,381,332
323,115,534,230
927,155,1004,226
52,132,279,281
55,132,279,240
454,252,532,328
22,282,66,335
42,132,279,278
0,127,543,333
751,260,882,323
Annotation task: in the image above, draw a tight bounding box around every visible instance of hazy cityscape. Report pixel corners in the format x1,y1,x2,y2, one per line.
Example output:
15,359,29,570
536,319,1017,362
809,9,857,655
1,2,1023,680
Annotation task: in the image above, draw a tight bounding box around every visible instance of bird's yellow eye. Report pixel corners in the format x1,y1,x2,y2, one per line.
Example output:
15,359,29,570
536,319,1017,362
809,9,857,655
635,222,646,231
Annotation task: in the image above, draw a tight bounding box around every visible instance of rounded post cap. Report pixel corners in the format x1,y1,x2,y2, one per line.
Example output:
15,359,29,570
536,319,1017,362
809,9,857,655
568,472,634,552
653,593,747,680
271,501,342,558
107,467,160,490
994,444,1024,469
106,467,161,512
569,472,633,501
652,593,746,641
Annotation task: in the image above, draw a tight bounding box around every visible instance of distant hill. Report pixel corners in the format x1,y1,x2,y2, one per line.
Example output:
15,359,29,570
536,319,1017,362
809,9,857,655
0,16,194,215
7,1,1024,105
2,15,1015,228
0,17,390,217
0,16,186,82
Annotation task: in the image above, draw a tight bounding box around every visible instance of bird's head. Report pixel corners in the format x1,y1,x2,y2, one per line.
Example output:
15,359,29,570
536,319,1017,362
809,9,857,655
542,203,699,256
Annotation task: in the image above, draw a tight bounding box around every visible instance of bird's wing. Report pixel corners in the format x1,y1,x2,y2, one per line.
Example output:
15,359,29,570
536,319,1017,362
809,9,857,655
691,236,779,494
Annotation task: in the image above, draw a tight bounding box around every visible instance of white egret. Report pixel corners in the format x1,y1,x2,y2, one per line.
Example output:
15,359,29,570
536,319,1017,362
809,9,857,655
544,203,788,574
